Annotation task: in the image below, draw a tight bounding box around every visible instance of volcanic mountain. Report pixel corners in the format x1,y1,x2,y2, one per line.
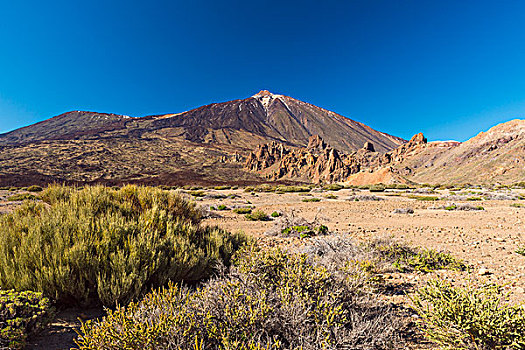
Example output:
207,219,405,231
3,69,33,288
0,91,404,186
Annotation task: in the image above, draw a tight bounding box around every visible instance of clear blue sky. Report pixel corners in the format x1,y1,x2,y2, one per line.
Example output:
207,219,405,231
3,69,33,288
1,0,524,141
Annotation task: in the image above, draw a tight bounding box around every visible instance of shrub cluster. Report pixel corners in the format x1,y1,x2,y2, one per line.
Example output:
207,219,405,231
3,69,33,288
75,247,403,350
0,185,247,307
367,239,466,273
0,290,52,349
245,209,270,221
412,280,525,349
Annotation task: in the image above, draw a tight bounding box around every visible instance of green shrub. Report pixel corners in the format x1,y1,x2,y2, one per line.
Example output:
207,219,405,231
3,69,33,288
368,240,466,273
233,207,252,214
0,290,52,349
274,185,311,193
517,247,525,256
412,280,525,350
187,190,206,197
302,197,321,202
0,185,247,307
369,184,385,192
324,194,338,199
444,204,457,211
216,204,229,211
322,184,343,191
7,193,38,201
407,195,439,201
245,209,269,221
270,211,281,218
281,224,328,239
26,185,43,192
466,196,482,201
511,203,525,208
214,185,231,190
75,247,402,350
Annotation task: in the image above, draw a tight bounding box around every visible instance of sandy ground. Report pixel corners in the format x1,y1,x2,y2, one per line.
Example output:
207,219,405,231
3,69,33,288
1,187,524,349
198,188,525,303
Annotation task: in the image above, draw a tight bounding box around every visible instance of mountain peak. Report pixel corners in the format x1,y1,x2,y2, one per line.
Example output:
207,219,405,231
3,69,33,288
253,90,275,97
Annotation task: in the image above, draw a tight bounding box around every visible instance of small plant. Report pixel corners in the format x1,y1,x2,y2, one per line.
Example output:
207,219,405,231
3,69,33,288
270,211,281,218
275,185,311,193
302,197,321,202
322,183,343,191
369,184,385,192
0,290,53,349
7,193,38,201
511,203,525,208
26,185,43,192
444,204,457,211
466,196,482,201
214,185,231,190
187,190,206,197
516,247,525,256
411,280,525,350
215,204,228,211
408,195,439,201
281,224,328,239
233,207,252,214
245,209,270,221
324,194,338,199
368,239,466,273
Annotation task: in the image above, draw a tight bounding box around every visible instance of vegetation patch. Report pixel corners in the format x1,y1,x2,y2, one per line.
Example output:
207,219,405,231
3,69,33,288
511,203,525,208
26,185,43,192
245,209,270,221
302,197,321,202
0,185,247,307
213,185,231,190
367,239,466,273
0,290,52,349
270,211,281,218
407,195,439,201
412,280,525,350
75,246,404,350
7,193,39,201
233,207,252,214
321,183,343,191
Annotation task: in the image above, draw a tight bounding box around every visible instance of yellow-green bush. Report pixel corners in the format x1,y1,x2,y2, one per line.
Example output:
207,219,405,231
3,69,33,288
75,247,403,350
0,185,247,307
0,290,52,349
412,280,525,349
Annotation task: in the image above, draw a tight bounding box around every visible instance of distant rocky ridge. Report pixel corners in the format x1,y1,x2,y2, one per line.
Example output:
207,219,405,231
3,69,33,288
244,119,525,185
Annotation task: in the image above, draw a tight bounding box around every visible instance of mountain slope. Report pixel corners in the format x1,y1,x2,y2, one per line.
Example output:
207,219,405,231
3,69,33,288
403,119,525,184
0,91,404,153
0,91,405,186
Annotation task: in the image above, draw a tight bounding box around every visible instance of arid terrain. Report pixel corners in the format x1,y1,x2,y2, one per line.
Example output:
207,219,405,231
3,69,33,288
197,187,525,301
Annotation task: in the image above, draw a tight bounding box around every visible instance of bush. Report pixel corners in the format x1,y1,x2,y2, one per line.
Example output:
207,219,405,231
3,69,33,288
412,280,525,350
511,203,525,208
187,190,206,197
302,197,321,202
213,185,231,190
322,183,343,191
281,224,328,239
368,239,466,273
270,211,281,218
245,209,269,221
233,207,252,215
407,195,439,201
26,185,43,192
75,247,403,350
274,185,311,193
0,290,52,349
369,184,385,192
324,194,338,199
7,193,38,201
517,247,525,256
216,204,229,211
0,185,247,307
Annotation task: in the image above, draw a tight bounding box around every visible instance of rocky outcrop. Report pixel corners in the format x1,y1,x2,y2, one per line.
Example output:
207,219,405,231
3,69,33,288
244,135,354,183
